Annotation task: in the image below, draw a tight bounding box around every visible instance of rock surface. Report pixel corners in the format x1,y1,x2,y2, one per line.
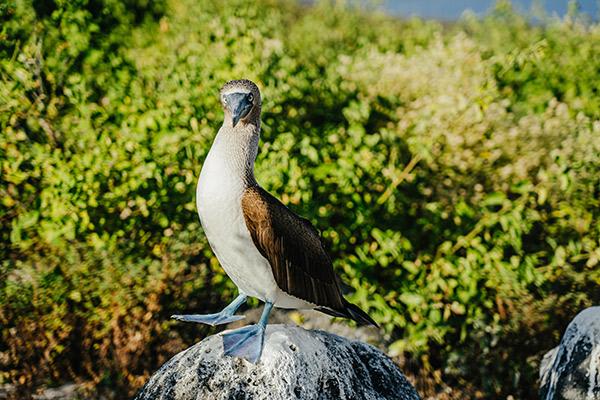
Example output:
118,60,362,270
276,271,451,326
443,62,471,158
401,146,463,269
135,324,420,400
540,306,600,400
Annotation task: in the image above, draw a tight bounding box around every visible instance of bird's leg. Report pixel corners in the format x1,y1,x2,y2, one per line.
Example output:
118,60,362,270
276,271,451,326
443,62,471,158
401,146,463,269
171,293,247,326
222,301,273,363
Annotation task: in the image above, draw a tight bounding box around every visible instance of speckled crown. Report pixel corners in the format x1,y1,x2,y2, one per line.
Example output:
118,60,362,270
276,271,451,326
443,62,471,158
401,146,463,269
220,79,261,103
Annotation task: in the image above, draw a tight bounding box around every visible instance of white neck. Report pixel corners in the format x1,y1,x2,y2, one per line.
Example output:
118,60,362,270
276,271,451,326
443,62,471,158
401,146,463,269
202,123,260,190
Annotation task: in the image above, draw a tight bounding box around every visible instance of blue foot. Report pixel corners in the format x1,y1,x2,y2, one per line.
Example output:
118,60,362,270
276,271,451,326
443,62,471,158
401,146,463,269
222,324,265,363
221,301,273,363
171,293,247,327
171,313,245,326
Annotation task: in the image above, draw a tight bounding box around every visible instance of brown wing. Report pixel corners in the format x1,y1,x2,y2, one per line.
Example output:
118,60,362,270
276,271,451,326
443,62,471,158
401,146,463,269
241,185,345,310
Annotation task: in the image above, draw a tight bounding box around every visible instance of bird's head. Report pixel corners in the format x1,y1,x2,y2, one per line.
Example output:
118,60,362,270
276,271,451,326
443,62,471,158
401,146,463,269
220,79,261,128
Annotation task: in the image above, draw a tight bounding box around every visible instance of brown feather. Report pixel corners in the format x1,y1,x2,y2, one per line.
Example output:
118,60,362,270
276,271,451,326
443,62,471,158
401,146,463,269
241,185,346,311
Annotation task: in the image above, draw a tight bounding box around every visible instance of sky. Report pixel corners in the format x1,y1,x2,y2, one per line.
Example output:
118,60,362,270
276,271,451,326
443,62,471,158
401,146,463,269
384,0,599,20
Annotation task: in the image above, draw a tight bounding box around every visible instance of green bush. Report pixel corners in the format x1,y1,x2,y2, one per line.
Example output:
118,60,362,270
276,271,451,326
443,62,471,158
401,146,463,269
1,0,599,398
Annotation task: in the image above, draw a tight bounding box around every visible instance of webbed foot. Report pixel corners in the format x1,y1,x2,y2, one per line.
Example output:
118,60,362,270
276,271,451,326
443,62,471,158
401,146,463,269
171,293,247,327
221,300,274,363
222,324,266,363
171,313,245,326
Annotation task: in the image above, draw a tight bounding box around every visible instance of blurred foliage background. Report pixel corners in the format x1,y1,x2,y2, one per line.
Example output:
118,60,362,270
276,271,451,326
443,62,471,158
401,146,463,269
1,0,599,398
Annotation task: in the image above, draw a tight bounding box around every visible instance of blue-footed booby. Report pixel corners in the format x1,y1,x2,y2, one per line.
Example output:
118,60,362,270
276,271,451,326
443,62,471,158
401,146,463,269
172,79,377,363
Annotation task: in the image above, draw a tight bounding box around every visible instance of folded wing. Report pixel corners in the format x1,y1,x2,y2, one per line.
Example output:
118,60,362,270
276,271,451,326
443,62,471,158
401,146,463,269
241,186,345,310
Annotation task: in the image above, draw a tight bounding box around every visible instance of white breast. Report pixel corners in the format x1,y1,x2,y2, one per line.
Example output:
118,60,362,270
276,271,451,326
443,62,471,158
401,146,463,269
196,151,270,300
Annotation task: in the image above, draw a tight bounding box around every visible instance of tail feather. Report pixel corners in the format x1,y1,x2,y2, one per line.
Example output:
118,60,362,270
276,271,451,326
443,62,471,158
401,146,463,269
343,300,379,327
316,300,378,328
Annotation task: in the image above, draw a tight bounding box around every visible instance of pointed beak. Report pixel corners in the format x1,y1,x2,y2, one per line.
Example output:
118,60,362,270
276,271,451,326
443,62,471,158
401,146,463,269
225,93,253,127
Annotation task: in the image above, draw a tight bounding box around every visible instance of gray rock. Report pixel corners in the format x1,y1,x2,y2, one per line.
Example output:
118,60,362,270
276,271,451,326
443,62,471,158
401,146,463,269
540,306,600,400
32,383,80,400
135,324,420,400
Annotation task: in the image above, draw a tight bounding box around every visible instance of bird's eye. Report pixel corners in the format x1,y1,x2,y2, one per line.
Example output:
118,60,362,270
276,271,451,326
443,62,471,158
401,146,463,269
222,96,228,104
247,93,253,102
